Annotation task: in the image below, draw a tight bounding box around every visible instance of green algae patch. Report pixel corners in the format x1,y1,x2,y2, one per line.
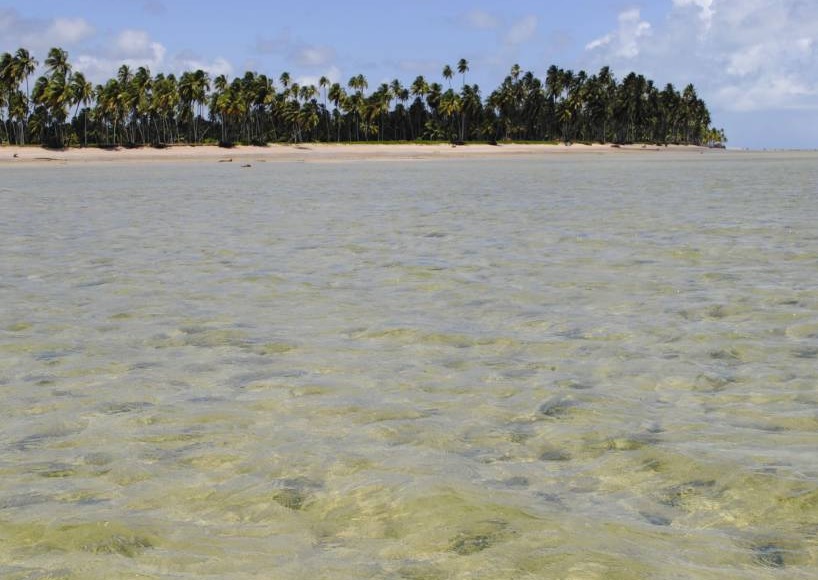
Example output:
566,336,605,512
355,327,520,349
247,341,297,355
448,519,510,555
272,488,311,511
313,485,540,560
1,520,158,557
150,327,252,349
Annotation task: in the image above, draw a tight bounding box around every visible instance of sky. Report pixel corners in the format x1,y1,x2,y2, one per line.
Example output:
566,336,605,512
1,0,817,149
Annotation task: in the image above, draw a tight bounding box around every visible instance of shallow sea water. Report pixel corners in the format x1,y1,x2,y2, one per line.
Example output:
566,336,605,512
1,151,817,579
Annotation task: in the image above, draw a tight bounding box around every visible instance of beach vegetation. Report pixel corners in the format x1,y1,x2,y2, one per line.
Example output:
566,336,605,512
0,47,726,149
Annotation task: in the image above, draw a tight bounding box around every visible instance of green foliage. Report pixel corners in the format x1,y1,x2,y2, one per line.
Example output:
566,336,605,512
0,47,724,148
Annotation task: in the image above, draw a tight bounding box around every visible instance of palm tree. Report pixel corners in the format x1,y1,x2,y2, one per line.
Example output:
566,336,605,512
347,74,368,140
131,66,153,143
12,48,37,143
457,58,469,88
279,71,291,92
93,78,123,144
510,63,521,82
14,49,37,96
44,47,71,77
460,83,482,141
424,82,444,139
210,74,228,142
390,78,407,139
442,64,453,89
179,69,209,143
31,48,74,146
299,100,320,141
0,49,38,144
9,91,30,144
151,73,179,144
439,89,461,140
410,75,429,139
371,83,391,141
0,44,723,147
192,69,210,143
69,71,93,145
327,82,345,141
248,73,275,143
318,75,330,140
0,52,11,142
348,74,368,98
1,52,17,143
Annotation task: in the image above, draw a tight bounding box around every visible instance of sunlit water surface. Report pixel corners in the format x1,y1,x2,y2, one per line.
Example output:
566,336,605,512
1,152,817,579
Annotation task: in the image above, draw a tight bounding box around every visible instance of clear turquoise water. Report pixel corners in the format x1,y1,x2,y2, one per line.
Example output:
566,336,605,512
1,152,817,578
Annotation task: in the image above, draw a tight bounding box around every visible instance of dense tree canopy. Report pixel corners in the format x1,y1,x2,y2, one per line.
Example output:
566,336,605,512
0,47,726,148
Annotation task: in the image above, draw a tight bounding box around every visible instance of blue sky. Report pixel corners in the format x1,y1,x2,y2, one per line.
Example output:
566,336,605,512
2,0,817,149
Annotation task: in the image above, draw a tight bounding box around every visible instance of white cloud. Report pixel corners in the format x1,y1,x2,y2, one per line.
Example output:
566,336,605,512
173,55,233,78
725,43,766,77
585,34,612,52
294,45,335,67
0,7,238,86
504,15,538,46
47,17,94,44
0,9,94,53
295,65,342,90
115,29,162,58
465,10,500,30
582,0,818,137
586,8,651,59
673,0,715,30
716,75,816,112
72,31,231,83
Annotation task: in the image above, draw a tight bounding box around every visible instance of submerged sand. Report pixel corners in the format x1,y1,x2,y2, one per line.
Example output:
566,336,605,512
1,142,714,166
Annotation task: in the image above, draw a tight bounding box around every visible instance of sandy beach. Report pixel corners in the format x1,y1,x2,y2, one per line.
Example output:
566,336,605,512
0,142,715,166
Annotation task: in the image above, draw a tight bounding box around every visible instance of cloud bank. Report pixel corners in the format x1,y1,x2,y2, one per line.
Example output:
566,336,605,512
585,0,818,113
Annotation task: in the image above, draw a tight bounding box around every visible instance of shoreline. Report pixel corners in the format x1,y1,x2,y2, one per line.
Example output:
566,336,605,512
0,142,723,166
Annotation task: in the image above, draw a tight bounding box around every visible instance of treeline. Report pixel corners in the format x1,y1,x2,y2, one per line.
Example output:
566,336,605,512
0,47,726,148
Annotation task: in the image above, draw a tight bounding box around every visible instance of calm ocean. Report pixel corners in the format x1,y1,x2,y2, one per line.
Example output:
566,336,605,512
1,152,817,578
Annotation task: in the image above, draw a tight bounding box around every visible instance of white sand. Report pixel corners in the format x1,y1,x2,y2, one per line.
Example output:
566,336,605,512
1,142,712,166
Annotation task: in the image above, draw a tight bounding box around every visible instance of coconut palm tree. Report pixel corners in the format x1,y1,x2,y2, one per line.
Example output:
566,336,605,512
0,52,11,142
31,48,75,146
442,64,453,89
346,74,368,140
0,52,18,143
318,75,330,140
439,89,461,140
69,71,93,145
178,69,209,143
457,58,469,88
0,49,38,144
0,44,723,147
279,71,291,92
44,47,71,77
151,73,179,144
327,82,345,141
410,75,429,139
11,48,37,143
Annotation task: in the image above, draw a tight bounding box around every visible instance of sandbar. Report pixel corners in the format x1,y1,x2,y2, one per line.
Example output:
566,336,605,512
1,142,715,167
